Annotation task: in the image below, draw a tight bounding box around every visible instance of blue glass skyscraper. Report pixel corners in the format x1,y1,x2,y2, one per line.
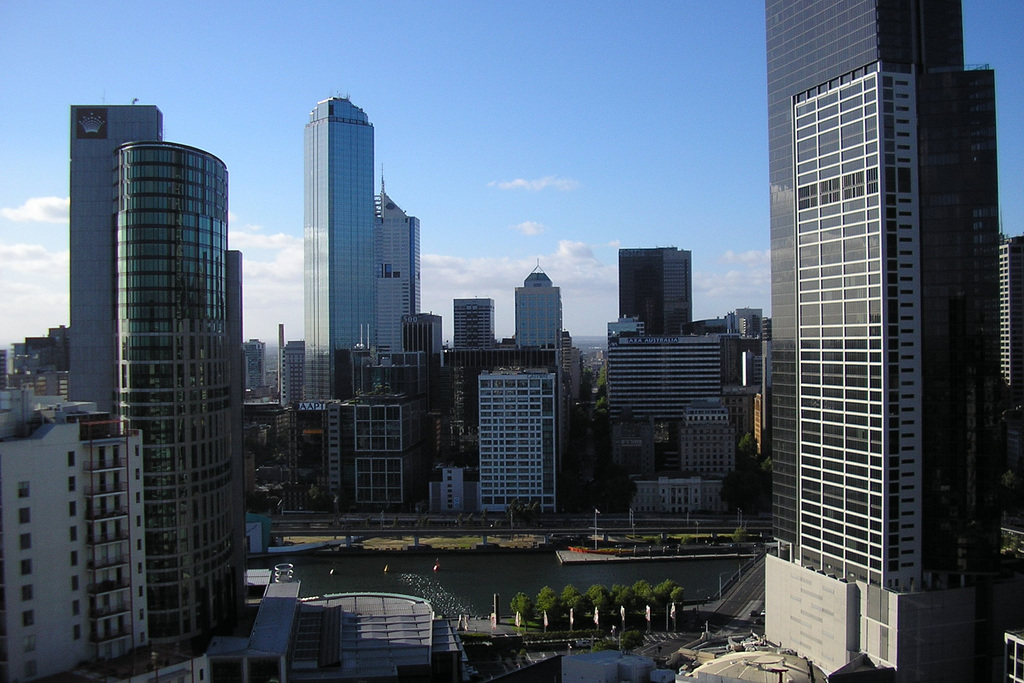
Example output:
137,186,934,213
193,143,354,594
304,97,375,399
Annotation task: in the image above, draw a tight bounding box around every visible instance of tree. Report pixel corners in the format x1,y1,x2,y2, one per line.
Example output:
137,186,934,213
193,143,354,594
586,584,611,615
612,585,637,614
733,526,749,543
535,586,560,621
737,432,758,459
510,592,534,624
632,579,654,608
652,579,679,608
561,584,586,619
307,484,332,512
620,629,644,651
669,586,685,605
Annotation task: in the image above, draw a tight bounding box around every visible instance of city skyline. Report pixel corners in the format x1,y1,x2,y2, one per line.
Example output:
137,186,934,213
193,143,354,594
2,2,1023,347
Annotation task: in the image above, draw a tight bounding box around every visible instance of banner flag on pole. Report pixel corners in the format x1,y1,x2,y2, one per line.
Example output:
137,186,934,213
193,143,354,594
620,605,626,620
570,607,574,629
645,605,651,622
543,611,548,629
515,611,521,628
594,607,600,626
490,612,497,630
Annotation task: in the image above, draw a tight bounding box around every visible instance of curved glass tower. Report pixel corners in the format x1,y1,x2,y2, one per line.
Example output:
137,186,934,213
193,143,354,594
304,97,375,399
116,142,239,641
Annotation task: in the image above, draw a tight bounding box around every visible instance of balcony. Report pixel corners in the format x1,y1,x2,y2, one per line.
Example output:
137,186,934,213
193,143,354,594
84,482,128,496
89,601,130,619
86,578,130,596
84,457,127,472
86,506,128,522
87,555,128,571
90,626,132,643
87,529,130,545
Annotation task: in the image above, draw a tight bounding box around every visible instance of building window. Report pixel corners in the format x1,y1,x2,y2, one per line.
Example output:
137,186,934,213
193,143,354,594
70,550,78,566
22,610,34,627
72,600,80,616
71,575,79,591
17,481,29,498
19,533,31,550
68,476,76,492
18,507,30,524
69,500,77,516
73,624,81,640
70,526,78,542
23,635,35,652
68,450,76,467
20,559,31,575
21,584,32,601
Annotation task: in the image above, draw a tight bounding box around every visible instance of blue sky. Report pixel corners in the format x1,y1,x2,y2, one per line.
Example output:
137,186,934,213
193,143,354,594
1,1,1022,346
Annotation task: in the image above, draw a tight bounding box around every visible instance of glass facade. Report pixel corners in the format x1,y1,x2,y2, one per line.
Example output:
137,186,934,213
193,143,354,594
116,142,236,641
618,247,692,335
304,98,375,400
374,190,420,354
766,0,1000,586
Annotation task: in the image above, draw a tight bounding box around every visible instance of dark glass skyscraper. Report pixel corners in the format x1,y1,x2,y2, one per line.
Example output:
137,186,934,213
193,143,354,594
618,247,692,335
764,2,1002,679
304,97,375,400
70,107,244,645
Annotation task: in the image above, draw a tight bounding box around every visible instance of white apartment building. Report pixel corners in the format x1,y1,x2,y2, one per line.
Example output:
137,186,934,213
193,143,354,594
478,370,557,513
0,389,148,681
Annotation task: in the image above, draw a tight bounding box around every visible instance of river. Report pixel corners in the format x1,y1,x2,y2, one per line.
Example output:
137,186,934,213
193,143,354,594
255,552,743,618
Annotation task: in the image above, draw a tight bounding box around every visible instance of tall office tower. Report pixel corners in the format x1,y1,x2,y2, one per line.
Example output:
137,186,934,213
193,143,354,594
0,391,147,678
375,186,420,353
514,267,562,349
618,247,692,335
764,3,1004,679
478,370,557,513
304,97,375,400
70,106,163,412
733,307,764,338
70,106,244,645
453,298,495,349
242,338,267,390
281,340,306,407
1001,236,1024,407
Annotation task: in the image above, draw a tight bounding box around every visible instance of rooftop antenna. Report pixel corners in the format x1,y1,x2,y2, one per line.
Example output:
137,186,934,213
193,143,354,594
132,98,139,105
381,164,385,195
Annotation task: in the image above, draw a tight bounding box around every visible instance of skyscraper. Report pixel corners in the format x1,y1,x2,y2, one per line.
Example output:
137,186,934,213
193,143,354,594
304,97,375,399
514,267,562,349
764,3,1003,679
243,338,267,390
1001,236,1024,407
70,107,244,644
375,185,420,353
70,105,163,412
618,247,692,335
453,298,495,349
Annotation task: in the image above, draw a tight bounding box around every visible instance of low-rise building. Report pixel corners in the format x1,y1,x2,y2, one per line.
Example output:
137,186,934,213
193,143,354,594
631,476,725,514
0,389,148,680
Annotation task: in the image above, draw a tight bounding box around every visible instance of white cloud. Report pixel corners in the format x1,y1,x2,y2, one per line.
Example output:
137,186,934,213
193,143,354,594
1,196,69,223
421,239,618,340
489,176,580,192
692,249,771,319
230,231,305,341
510,221,546,236
0,242,70,344
717,249,770,266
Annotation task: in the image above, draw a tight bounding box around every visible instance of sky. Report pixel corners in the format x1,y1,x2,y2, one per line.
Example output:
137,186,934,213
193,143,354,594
1,2,1022,348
